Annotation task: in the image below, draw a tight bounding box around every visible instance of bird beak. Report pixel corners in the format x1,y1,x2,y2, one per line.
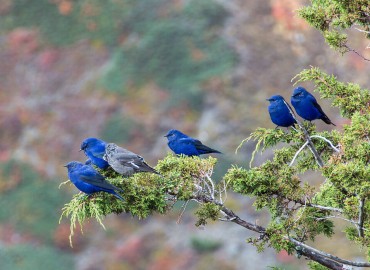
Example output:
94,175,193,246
63,164,67,167
266,98,271,101
79,148,83,152
164,135,169,137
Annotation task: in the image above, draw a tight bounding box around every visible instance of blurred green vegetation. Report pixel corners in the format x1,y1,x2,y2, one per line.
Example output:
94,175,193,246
0,244,74,270
191,236,222,253
1,0,236,109
0,160,67,243
100,113,138,145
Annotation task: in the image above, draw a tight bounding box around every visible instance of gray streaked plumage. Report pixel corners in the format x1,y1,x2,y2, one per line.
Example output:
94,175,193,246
104,143,159,177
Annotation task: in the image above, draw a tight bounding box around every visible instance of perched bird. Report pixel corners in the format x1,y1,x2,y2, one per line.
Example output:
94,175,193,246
164,129,221,156
267,95,297,128
291,87,335,125
64,161,124,201
104,143,159,177
80,138,110,169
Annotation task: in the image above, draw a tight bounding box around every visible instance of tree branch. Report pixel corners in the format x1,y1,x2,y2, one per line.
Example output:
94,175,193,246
199,195,370,269
344,45,370,62
288,237,370,268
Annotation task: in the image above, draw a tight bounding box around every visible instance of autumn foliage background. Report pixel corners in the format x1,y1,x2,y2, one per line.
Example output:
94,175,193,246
0,0,369,269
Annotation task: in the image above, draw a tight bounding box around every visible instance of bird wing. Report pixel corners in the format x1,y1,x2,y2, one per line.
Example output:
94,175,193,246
179,138,221,154
91,148,106,158
114,152,143,167
178,137,197,145
113,152,158,173
79,167,123,192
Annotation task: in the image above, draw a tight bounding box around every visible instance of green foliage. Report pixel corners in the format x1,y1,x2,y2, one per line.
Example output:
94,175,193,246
293,67,370,118
0,160,67,242
194,203,221,227
308,261,330,270
100,113,138,144
298,0,370,53
60,154,218,244
191,236,222,253
0,244,74,270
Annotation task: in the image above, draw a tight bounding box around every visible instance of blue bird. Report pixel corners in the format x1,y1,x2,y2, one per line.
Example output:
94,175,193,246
64,161,124,201
80,138,110,169
267,95,297,128
164,129,221,156
291,87,335,126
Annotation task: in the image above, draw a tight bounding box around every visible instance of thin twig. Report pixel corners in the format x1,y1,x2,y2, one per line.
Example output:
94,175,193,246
177,200,189,224
58,179,71,189
310,135,340,152
294,197,307,223
344,45,370,62
354,27,370,34
289,141,309,166
358,198,365,237
205,173,215,199
309,204,343,213
314,215,366,229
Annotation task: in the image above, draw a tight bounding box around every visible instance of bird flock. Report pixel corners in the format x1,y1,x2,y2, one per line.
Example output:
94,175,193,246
65,86,335,201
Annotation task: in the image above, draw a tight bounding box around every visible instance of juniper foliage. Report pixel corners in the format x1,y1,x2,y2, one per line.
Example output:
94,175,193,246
298,0,370,55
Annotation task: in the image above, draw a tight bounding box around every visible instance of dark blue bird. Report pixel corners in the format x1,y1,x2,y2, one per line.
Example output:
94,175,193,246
64,161,124,201
267,95,297,128
165,129,221,156
80,138,110,169
291,87,335,126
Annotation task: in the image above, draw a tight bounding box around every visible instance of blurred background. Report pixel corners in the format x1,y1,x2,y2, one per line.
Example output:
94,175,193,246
0,0,369,269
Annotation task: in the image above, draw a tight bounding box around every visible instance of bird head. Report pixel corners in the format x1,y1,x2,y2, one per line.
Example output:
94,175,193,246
292,86,308,99
164,129,187,141
266,95,285,104
64,161,83,171
80,137,105,152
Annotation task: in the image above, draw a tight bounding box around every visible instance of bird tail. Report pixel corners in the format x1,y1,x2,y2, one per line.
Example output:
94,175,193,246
197,145,222,155
141,162,161,175
321,115,336,126
113,192,125,201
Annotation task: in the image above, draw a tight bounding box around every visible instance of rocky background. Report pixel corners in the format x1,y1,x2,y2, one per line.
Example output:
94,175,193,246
0,0,369,269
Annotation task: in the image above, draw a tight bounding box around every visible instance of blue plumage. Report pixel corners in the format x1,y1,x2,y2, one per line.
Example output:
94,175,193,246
80,138,110,169
65,161,124,201
165,129,221,156
267,95,297,128
291,87,335,125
